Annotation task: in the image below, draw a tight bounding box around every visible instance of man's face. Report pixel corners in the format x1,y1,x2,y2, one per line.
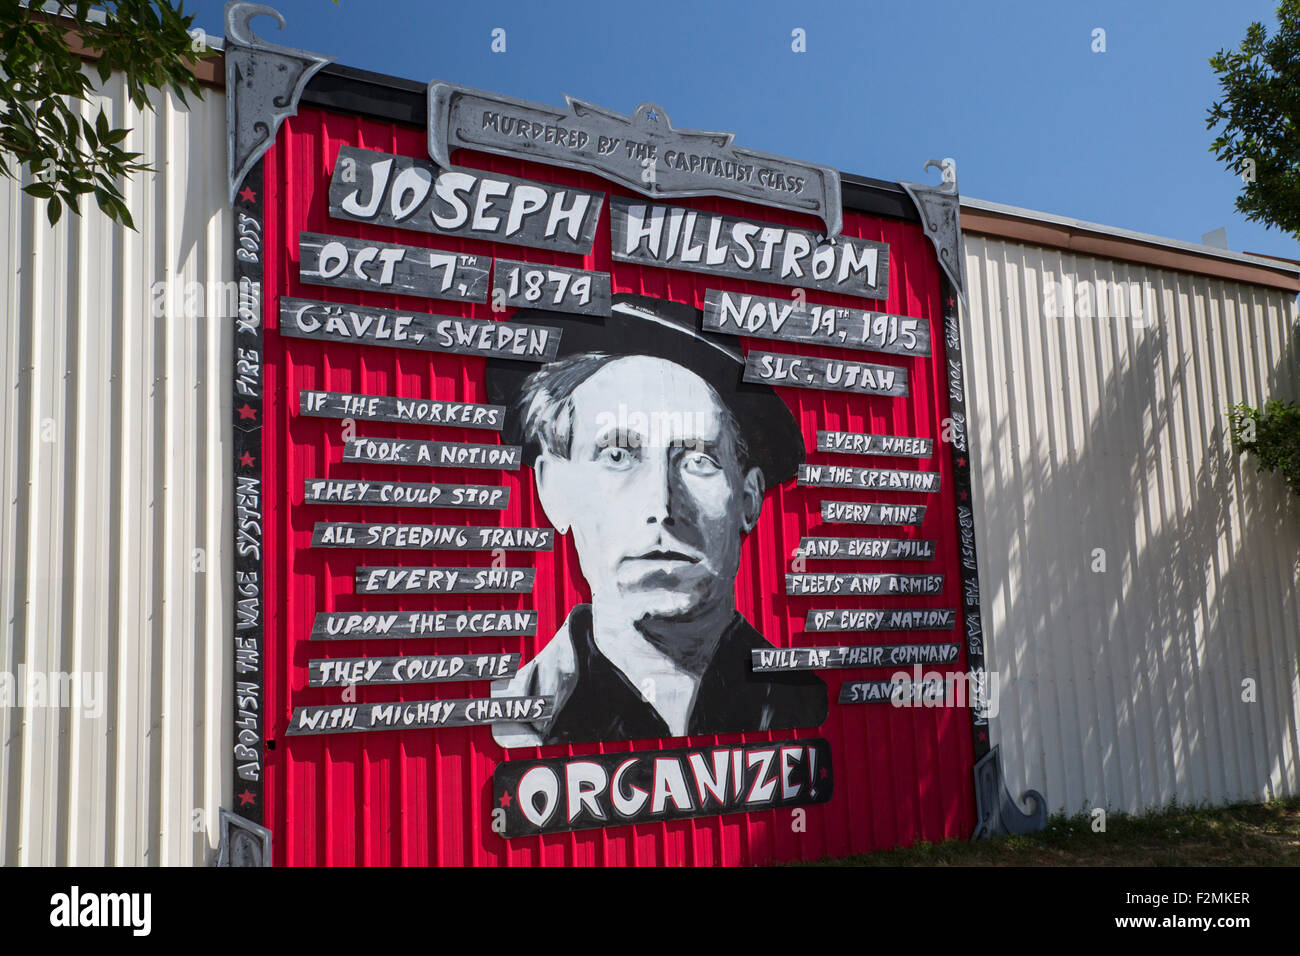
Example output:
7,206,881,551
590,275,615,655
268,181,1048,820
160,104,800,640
535,355,763,624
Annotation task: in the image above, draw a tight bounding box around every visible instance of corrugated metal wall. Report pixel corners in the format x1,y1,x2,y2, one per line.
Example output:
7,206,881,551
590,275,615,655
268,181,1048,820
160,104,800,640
962,233,1300,816
0,69,230,865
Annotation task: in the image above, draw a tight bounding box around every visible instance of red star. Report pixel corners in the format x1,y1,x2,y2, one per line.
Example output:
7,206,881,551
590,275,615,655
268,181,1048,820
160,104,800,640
946,296,955,308
239,451,255,467
956,457,967,468
237,403,257,420
238,788,257,806
978,730,988,742
960,490,969,500
239,186,257,203
498,791,513,808
819,767,828,779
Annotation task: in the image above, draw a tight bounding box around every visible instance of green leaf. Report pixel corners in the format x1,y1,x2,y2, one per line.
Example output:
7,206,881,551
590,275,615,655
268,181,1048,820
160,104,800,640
0,0,205,234
111,197,135,231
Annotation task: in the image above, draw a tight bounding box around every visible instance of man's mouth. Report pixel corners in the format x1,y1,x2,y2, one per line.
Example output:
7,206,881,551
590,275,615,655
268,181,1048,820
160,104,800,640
624,548,701,564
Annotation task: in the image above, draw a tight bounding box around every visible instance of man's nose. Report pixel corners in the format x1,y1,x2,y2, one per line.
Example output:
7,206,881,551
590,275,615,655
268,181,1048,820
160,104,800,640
638,449,678,526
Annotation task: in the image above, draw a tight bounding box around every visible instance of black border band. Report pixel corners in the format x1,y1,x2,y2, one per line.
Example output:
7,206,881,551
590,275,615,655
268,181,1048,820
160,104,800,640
938,276,991,761
232,159,266,824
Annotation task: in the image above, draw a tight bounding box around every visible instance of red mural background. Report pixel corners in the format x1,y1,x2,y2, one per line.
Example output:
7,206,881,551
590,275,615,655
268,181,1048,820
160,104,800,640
257,105,975,865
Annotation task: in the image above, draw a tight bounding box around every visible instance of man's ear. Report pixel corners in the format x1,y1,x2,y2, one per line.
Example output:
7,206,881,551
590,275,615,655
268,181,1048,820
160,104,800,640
533,452,574,535
740,466,765,534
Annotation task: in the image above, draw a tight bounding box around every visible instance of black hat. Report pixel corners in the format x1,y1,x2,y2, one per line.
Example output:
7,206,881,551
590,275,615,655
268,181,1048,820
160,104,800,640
484,293,804,488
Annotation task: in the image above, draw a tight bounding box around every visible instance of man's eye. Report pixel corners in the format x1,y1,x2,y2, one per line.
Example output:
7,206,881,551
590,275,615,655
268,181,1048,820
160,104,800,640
597,445,632,467
682,452,721,475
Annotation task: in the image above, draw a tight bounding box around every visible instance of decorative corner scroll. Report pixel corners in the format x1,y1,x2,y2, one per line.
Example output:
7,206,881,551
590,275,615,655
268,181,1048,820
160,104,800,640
225,1,333,204
428,81,843,237
215,807,273,866
970,746,1048,840
900,158,965,306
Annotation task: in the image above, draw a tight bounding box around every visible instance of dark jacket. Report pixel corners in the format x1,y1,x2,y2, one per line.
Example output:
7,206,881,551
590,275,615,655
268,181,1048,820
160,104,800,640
492,604,827,747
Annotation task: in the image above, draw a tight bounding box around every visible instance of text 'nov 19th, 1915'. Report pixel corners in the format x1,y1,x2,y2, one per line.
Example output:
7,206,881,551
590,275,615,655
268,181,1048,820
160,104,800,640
703,290,929,357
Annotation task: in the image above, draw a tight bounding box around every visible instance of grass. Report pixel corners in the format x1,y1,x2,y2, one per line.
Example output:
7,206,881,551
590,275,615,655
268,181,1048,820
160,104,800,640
804,796,1300,866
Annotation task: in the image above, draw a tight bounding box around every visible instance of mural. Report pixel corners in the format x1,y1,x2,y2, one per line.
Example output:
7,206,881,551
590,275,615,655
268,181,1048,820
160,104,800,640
223,2,994,864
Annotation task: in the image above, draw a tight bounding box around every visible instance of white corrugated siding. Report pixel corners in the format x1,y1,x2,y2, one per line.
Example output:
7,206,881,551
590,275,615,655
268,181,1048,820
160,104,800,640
963,233,1300,815
0,68,230,865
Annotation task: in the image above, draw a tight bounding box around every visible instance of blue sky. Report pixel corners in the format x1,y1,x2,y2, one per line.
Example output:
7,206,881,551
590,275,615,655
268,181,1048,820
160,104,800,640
191,0,1298,260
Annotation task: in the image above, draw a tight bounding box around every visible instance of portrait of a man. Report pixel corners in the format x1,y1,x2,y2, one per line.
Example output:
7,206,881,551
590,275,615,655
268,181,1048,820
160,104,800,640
487,293,827,747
